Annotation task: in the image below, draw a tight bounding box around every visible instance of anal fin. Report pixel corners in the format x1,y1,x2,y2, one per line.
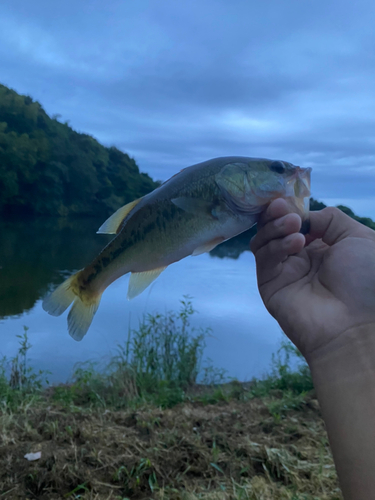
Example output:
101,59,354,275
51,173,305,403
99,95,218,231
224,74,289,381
192,236,225,256
97,197,142,234
127,267,167,299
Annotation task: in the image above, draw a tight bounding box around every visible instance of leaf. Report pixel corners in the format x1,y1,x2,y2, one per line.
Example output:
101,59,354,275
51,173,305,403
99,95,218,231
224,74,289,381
210,462,224,474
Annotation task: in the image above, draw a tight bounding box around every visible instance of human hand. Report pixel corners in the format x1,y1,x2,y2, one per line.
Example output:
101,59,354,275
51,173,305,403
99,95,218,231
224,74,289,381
251,199,375,360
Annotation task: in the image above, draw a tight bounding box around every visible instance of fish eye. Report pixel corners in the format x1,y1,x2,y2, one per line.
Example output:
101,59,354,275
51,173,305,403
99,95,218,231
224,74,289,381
269,161,286,174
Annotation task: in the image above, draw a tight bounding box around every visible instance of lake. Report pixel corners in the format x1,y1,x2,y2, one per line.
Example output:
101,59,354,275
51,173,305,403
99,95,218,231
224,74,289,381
0,216,286,383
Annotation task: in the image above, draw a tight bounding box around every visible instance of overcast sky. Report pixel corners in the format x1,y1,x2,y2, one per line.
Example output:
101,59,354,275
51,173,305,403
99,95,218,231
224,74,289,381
1,0,374,217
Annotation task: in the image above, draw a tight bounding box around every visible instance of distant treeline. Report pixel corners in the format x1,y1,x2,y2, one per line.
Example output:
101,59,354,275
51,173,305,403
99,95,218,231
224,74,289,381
310,198,375,230
1,83,374,232
0,84,157,217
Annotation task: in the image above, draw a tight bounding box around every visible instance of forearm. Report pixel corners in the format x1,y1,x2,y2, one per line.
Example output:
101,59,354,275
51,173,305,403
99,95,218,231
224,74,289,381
307,324,375,500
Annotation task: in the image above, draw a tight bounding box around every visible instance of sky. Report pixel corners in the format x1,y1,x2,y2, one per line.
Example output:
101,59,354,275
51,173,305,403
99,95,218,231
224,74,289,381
0,0,374,217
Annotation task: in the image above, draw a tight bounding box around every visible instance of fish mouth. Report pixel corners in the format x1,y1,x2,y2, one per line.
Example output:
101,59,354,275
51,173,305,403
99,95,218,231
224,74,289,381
285,167,311,198
285,166,312,219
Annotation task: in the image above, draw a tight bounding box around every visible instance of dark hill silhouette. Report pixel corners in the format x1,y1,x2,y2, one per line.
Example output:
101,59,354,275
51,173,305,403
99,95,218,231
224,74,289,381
0,84,157,217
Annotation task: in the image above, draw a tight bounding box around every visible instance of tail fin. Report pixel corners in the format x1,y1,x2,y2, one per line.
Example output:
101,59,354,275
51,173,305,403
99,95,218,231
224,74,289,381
67,295,101,341
43,274,77,316
43,272,102,341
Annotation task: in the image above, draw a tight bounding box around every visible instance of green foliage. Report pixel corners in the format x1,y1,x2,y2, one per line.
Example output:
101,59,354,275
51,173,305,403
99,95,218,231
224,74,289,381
0,326,50,408
126,297,207,395
309,197,327,211
310,197,375,230
51,298,210,409
336,204,375,230
113,458,158,495
1,308,316,415
249,340,314,399
0,84,157,217
267,391,308,421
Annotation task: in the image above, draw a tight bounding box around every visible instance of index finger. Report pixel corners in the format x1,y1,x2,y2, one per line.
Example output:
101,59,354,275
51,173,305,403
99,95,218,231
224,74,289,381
258,198,297,228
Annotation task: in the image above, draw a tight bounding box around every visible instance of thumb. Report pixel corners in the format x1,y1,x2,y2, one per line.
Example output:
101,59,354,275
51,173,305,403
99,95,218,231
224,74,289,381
307,207,368,246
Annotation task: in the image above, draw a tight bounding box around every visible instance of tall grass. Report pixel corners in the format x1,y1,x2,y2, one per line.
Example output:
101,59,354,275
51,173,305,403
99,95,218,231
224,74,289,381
0,298,211,409
249,340,313,398
123,297,207,400
0,326,50,408
0,300,314,412
55,297,211,408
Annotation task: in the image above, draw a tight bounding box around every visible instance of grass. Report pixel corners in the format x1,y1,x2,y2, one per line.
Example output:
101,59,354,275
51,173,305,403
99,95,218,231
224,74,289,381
0,300,342,499
49,297,217,410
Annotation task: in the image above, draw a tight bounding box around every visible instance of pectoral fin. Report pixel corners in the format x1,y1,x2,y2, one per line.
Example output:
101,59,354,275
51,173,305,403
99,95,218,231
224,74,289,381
171,197,215,218
192,236,225,256
97,197,142,234
127,267,167,299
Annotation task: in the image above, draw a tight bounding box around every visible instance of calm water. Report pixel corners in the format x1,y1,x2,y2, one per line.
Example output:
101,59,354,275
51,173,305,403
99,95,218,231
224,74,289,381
0,216,285,383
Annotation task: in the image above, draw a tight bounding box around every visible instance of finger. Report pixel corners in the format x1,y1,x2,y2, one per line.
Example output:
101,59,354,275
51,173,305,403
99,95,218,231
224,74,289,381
258,198,294,228
255,233,305,283
308,207,373,246
251,212,302,254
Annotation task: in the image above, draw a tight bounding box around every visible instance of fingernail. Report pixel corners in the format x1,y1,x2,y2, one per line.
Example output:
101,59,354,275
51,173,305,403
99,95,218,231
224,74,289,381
274,217,285,228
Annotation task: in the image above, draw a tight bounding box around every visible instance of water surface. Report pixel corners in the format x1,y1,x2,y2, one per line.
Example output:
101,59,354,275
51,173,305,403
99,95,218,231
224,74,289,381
0,216,285,382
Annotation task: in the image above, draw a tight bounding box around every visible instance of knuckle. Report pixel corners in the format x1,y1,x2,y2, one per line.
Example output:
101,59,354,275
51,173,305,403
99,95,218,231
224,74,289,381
321,206,340,217
267,238,281,256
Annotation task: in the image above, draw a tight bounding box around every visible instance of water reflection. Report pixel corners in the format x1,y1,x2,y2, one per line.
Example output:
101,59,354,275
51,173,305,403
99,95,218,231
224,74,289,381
210,227,256,259
0,216,255,319
0,217,112,318
0,217,283,383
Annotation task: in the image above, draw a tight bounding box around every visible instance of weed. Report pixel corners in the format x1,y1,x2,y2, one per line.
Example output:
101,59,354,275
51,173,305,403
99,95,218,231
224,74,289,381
249,340,314,399
114,458,158,495
0,326,50,408
49,298,212,409
126,297,208,396
267,391,307,420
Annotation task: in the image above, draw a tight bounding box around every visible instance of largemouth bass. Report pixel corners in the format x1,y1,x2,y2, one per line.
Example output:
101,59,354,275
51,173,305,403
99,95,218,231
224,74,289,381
43,156,311,341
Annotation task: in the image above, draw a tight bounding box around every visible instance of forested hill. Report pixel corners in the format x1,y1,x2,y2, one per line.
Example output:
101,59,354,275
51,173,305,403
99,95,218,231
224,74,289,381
310,198,375,230
0,84,157,217
1,83,374,230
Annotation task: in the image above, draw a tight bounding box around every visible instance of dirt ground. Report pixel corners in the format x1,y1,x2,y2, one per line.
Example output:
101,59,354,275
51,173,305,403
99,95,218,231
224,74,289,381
0,390,342,500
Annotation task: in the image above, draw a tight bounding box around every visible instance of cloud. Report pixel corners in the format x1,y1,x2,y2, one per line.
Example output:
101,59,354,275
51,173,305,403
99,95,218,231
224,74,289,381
0,0,374,215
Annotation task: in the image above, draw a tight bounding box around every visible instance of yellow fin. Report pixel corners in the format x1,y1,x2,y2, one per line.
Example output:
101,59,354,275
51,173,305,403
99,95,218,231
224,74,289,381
192,236,225,256
67,294,102,341
127,267,167,300
43,274,78,316
97,198,142,234
43,271,102,341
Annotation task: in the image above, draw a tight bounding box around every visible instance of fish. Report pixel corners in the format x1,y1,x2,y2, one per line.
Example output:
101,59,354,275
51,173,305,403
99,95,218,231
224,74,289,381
43,156,311,341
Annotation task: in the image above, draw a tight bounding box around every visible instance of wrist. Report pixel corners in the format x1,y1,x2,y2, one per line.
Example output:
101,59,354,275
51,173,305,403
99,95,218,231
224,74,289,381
306,323,375,385
306,323,375,499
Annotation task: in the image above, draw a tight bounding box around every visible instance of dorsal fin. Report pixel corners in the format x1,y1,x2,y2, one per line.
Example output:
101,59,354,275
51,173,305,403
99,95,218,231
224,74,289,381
97,198,142,234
